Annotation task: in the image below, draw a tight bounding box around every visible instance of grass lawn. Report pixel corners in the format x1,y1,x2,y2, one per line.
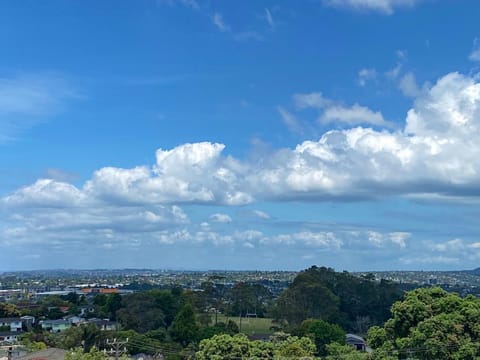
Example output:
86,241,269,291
211,314,275,335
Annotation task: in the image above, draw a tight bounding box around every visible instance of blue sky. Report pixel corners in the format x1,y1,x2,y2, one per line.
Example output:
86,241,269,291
2,0,480,271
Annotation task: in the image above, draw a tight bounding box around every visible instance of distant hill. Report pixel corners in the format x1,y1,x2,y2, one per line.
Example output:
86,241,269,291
464,268,480,276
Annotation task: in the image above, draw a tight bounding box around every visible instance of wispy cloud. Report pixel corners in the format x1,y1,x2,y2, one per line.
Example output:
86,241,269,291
323,0,422,15
398,72,421,97
0,73,80,143
265,8,275,30
320,103,392,127
278,106,304,135
293,92,392,128
212,12,230,32
358,68,377,86
233,31,264,42
157,0,199,10
469,37,480,62
210,213,233,223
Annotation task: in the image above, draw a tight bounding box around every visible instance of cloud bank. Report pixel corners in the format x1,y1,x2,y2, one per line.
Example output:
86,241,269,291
4,72,480,207
2,71,480,265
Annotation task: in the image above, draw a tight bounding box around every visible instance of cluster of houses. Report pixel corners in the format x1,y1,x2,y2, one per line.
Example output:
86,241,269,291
0,287,127,345
0,314,118,344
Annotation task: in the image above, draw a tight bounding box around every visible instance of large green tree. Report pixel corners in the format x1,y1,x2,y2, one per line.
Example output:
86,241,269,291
0,303,19,317
296,318,346,356
169,303,199,346
116,292,165,333
274,266,401,330
225,282,272,318
195,333,316,360
368,287,480,360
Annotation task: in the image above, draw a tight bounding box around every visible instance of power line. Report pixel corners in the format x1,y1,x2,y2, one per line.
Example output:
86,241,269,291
105,338,128,360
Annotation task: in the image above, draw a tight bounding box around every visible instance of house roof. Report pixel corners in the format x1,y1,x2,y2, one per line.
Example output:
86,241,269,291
41,319,70,325
0,331,22,336
0,318,21,324
346,333,366,344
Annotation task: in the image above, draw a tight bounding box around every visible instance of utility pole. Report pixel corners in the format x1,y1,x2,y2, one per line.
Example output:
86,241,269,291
105,338,128,360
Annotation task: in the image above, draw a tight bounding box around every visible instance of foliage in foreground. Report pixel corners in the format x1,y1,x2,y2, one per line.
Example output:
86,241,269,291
368,287,480,359
195,333,316,360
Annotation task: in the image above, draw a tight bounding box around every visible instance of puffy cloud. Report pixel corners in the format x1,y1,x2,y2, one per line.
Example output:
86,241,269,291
323,0,421,14
4,72,480,212
367,231,410,248
3,179,86,208
259,231,337,248
265,72,480,200
83,142,252,206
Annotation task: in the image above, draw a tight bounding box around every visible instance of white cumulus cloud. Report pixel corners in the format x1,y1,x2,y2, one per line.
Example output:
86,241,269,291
3,72,480,218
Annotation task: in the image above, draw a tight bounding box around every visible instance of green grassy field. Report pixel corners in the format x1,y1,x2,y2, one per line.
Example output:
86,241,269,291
211,314,275,335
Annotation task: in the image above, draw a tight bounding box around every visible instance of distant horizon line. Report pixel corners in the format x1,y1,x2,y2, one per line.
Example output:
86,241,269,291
0,266,477,274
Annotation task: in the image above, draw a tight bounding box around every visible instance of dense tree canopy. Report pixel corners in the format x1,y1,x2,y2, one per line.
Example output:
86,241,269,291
116,292,166,333
169,303,199,346
225,282,272,318
195,333,316,360
296,318,346,356
0,302,20,317
275,266,401,331
368,287,480,360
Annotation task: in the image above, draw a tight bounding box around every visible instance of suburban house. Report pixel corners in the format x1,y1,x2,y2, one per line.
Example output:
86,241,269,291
88,318,118,331
0,331,22,343
0,318,22,332
346,333,367,351
65,315,86,326
40,319,71,333
78,306,95,317
20,315,35,330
